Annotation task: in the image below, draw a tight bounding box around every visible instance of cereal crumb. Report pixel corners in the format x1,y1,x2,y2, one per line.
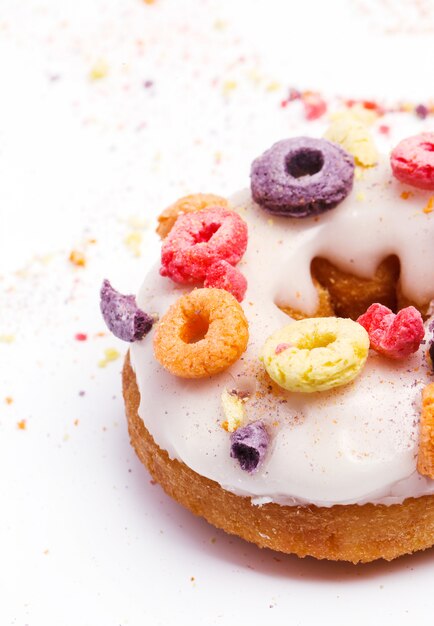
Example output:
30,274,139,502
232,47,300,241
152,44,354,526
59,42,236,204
89,59,108,81
423,197,434,214
69,250,86,267
98,347,121,368
0,334,15,343
400,191,413,200
124,231,143,257
17,419,26,430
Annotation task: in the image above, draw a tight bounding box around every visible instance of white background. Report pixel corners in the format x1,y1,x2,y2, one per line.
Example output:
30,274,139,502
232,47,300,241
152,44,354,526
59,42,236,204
1,1,434,625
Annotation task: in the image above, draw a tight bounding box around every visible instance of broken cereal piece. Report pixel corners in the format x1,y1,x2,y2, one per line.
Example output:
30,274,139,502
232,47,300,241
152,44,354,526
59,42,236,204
220,388,247,432
417,383,434,478
100,279,155,342
230,421,269,473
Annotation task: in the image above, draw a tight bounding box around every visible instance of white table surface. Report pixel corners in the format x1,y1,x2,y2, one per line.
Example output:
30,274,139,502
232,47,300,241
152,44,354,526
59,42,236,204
2,1,434,624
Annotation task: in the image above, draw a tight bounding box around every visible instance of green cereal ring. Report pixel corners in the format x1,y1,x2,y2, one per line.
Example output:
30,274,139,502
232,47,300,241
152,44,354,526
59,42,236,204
260,317,369,393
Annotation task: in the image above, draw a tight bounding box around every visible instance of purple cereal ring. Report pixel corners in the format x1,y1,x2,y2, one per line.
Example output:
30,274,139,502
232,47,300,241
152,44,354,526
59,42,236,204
250,137,355,217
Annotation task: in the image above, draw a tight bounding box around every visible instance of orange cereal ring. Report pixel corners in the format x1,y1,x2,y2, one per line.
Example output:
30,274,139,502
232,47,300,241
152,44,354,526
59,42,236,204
417,383,434,478
153,288,248,378
156,193,229,239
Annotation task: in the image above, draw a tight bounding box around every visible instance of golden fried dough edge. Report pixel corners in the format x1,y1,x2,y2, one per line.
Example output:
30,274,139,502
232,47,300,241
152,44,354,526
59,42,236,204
123,352,434,564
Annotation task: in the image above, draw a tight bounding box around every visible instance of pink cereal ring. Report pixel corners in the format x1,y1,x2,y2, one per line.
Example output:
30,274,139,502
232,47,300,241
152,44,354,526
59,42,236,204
160,207,248,284
357,303,424,359
204,260,247,302
390,133,434,190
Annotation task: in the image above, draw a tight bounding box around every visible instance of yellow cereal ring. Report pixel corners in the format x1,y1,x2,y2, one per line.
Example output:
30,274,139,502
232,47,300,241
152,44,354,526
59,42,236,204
153,288,248,378
324,118,378,168
156,193,229,239
260,317,369,393
417,383,434,479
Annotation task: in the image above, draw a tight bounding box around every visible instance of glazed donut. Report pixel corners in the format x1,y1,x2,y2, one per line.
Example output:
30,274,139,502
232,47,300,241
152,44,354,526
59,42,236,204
101,127,434,563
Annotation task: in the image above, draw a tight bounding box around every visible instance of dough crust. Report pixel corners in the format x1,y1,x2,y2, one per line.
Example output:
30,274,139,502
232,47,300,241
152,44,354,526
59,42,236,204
123,353,434,563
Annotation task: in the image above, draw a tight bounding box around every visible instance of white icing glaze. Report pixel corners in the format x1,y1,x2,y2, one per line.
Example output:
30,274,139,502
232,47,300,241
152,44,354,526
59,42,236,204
130,159,434,507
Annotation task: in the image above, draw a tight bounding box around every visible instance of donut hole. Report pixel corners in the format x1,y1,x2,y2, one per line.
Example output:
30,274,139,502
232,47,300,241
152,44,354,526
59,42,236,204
297,331,336,351
180,311,210,344
421,142,434,153
196,222,221,243
278,255,406,321
286,149,324,179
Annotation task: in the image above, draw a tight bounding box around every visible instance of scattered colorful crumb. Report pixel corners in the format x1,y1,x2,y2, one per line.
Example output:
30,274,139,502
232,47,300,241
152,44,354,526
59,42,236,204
423,197,434,214
74,419,79,426
401,191,413,200
222,80,237,96
281,87,434,120
302,92,327,121
0,334,15,343
89,59,108,81
75,333,88,341
17,419,26,430
78,390,85,397
379,125,390,135
69,250,86,267
5,396,13,405
124,231,143,257
98,347,121,368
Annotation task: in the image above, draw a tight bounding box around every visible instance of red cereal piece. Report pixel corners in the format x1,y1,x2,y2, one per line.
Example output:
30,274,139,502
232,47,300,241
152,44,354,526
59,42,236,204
390,133,434,190
160,207,248,284
302,92,327,121
204,260,247,302
357,303,424,359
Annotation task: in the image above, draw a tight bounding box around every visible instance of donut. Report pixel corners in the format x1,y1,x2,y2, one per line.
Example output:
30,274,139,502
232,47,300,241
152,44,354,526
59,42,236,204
102,127,434,563
250,137,354,217
391,133,434,190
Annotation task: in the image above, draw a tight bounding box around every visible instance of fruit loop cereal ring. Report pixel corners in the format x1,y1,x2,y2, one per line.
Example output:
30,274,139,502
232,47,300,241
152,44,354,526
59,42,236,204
204,260,247,302
153,288,249,378
160,207,248,284
357,303,424,359
417,383,434,479
156,193,229,239
250,137,354,217
391,133,434,190
260,317,369,393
